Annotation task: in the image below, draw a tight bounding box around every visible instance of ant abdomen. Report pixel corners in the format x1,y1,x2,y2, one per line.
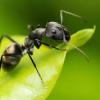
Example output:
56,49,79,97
1,43,22,70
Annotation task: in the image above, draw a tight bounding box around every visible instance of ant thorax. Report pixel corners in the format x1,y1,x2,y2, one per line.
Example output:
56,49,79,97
22,36,34,55
29,28,46,40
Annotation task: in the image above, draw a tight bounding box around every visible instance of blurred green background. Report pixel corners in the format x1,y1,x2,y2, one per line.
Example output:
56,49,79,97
0,0,99,100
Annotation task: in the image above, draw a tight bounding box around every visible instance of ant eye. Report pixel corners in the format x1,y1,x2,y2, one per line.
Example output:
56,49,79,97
51,30,56,34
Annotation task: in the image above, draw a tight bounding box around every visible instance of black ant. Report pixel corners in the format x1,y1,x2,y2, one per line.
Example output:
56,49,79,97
0,10,89,82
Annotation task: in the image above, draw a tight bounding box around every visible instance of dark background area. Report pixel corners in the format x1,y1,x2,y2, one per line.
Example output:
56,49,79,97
0,0,100,99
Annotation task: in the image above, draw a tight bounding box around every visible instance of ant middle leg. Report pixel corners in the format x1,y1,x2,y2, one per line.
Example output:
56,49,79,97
27,51,43,82
27,24,41,32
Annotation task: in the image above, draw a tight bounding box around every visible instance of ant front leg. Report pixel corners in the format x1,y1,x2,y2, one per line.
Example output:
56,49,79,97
0,34,18,45
34,39,66,51
41,41,66,51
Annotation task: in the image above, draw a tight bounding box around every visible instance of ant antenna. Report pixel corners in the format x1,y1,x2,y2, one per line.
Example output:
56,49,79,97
60,10,87,25
67,42,90,62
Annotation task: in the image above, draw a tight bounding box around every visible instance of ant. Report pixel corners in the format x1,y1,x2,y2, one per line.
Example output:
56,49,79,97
0,10,89,82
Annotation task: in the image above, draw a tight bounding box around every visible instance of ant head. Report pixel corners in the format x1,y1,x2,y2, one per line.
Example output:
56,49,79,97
45,21,70,41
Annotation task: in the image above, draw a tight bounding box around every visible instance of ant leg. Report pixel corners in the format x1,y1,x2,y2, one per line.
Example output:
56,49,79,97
34,39,66,51
34,39,41,49
27,51,43,83
27,24,41,33
0,34,18,45
0,56,3,69
63,33,67,43
36,24,41,28
41,41,66,51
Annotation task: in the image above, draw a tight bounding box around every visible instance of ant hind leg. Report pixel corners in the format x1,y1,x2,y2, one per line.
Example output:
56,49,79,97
0,34,19,46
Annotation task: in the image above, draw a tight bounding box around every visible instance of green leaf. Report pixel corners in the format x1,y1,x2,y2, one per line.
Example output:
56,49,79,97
0,27,95,100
